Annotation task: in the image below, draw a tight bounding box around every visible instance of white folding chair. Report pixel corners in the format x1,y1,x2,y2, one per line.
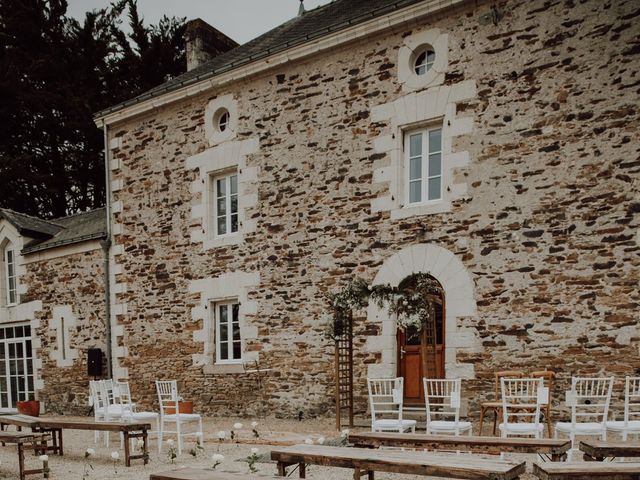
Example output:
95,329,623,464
606,376,640,441
423,378,471,436
97,379,131,447
555,376,614,460
117,381,159,447
89,380,106,444
367,378,416,433
499,377,545,439
156,380,203,454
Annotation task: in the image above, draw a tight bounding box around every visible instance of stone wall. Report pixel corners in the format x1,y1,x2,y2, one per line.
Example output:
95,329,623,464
23,245,107,414
107,0,639,419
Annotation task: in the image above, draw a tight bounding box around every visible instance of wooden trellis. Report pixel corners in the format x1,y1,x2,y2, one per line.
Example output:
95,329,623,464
334,311,354,430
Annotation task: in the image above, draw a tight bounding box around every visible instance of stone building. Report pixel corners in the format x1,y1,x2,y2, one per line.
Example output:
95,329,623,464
1,0,638,418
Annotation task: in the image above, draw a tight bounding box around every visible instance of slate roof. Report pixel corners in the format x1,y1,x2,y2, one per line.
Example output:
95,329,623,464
0,209,63,238
0,207,107,254
95,0,426,118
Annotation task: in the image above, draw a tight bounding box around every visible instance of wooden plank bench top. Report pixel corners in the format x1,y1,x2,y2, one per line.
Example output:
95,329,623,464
271,444,526,480
0,414,151,432
0,430,50,480
150,468,269,479
580,440,640,460
349,432,570,460
0,414,150,467
533,461,640,479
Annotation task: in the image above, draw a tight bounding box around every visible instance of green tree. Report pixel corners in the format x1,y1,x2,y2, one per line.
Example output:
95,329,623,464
0,0,186,217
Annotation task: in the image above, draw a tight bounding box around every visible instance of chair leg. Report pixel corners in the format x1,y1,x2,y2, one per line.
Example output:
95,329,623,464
198,417,204,446
176,420,182,455
158,420,163,454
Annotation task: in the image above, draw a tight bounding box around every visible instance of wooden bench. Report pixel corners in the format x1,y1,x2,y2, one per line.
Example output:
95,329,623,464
580,440,640,461
0,431,50,480
150,468,269,479
271,444,526,479
349,432,571,462
0,414,150,467
533,461,640,479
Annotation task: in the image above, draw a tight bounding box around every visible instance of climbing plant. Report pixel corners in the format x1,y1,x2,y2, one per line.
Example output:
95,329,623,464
325,273,444,340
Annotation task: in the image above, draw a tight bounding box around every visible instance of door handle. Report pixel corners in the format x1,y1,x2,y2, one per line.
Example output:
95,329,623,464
400,348,406,359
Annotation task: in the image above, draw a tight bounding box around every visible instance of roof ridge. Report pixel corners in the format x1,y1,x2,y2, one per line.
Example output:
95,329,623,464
0,208,65,228
54,206,106,221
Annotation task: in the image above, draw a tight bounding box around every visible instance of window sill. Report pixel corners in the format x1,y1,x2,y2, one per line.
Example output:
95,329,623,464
203,233,243,250
391,200,450,220
203,363,246,375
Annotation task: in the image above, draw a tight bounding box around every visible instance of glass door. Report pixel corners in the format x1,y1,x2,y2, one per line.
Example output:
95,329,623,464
0,324,34,410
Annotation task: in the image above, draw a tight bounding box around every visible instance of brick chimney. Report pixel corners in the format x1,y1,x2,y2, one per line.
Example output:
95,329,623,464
184,19,239,72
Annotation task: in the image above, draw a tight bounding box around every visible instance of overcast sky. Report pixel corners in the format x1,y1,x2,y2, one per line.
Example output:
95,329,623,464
66,0,334,44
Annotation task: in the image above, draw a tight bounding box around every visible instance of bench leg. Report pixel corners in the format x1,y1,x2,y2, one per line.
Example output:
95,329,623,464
18,442,26,480
299,462,306,478
143,429,149,465
479,406,485,436
124,432,131,467
57,429,64,456
551,453,566,462
277,461,287,476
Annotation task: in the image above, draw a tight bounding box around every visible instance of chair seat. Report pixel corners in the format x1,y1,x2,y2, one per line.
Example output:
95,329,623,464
96,405,132,415
556,422,605,434
162,413,201,422
125,411,159,421
606,420,640,432
481,401,502,409
428,420,472,432
499,422,544,434
373,419,416,431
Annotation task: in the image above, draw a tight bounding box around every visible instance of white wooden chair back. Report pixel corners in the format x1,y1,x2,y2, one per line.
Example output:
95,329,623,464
624,376,640,427
156,380,179,417
102,379,118,406
501,377,544,428
116,381,134,410
89,380,105,415
367,378,404,426
568,377,613,427
424,378,462,425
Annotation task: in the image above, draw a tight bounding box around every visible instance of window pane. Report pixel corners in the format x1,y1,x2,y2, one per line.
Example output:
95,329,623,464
217,217,226,235
232,323,241,342
232,304,239,321
429,129,442,153
409,157,422,181
426,50,436,66
409,134,422,157
216,197,226,216
219,323,228,342
216,178,225,197
220,342,228,360
233,342,241,360
428,153,441,177
230,175,237,195
409,181,422,203
230,195,238,214
428,177,442,200
231,215,238,233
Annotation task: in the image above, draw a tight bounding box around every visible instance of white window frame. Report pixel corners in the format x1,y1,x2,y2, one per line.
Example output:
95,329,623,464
404,126,443,207
0,324,34,411
214,301,243,364
211,171,239,238
4,247,16,306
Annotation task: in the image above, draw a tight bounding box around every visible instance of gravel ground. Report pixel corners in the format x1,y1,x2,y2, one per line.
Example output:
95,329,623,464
0,416,565,479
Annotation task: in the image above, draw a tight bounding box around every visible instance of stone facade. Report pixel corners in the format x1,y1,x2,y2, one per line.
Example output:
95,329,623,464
22,243,107,414
100,0,639,419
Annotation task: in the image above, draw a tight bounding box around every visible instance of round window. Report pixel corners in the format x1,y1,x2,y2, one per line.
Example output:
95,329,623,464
414,48,435,76
215,108,230,133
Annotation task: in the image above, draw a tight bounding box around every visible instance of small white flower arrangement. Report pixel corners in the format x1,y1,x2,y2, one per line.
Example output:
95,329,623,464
211,453,224,470
166,439,177,463
304,437,313,445
247,448,260,473
231,422,243,441
251,421,259,438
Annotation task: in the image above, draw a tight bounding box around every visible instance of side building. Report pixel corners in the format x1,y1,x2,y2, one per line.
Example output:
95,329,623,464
0,208,107,414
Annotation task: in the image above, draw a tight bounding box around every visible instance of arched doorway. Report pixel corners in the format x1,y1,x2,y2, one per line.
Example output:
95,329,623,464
396,273,445,405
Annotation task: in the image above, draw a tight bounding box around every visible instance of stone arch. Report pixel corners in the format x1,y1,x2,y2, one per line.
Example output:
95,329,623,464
365,243,479,379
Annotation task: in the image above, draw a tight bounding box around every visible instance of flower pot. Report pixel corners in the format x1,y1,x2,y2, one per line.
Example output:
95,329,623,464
17,400,40,417
165,401,193,414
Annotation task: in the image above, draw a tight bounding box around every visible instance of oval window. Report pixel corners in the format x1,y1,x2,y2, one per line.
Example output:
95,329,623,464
414,48,435,76
217,109,230,132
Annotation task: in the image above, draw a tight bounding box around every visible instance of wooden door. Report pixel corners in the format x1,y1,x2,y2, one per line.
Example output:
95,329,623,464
397,295,445,405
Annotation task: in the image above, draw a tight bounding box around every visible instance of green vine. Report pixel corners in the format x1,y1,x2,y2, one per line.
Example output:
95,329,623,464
325,273,443,340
